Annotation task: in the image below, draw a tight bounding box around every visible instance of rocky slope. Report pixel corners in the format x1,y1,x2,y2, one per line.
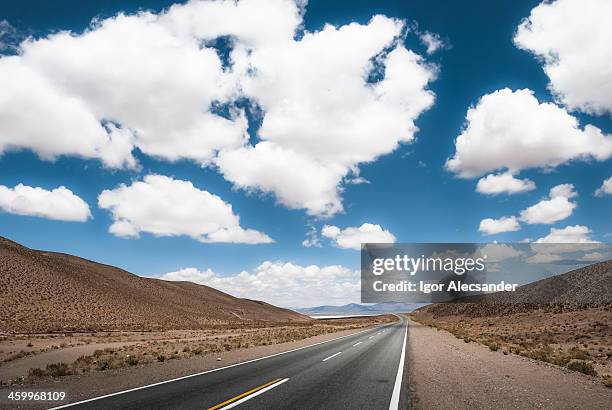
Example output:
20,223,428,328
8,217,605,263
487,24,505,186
420,260,611,317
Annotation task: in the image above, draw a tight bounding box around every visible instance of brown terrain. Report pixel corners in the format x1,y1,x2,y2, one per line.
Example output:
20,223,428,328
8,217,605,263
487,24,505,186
408,318,612,409
411,260,612,387
0,236,307,333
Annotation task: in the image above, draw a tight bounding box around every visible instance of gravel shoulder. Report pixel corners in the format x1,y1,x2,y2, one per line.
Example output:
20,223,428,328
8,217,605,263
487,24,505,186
0,342,140,382
408,318,612,409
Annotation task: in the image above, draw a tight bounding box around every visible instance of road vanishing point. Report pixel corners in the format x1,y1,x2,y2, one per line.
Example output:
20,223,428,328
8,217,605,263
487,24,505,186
51,315,409,410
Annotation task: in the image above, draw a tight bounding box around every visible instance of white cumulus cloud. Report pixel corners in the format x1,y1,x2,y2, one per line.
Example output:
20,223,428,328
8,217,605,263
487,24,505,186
476,172,536,195
97,174,272,244
0,0,437,217
215,11,436,216
446,88,612,178
478,216,520,235
158,261,360,308
535,225,598,243
514,0,612,115
216,142,347,217
0,183,91,221
479,243,524,262
594,176,612,197
525,252,564,264
519,183,577,224
321,223,396,250
0,8,247,168
580,251,611,261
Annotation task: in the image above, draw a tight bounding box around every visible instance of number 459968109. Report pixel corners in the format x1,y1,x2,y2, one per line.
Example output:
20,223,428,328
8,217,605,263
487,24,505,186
7,391,66,401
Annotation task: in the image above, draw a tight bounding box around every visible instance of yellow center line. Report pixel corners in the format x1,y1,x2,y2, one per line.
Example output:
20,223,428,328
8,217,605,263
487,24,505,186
207,378,283,410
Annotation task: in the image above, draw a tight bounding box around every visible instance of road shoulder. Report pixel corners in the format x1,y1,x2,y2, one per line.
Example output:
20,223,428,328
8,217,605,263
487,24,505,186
407,318,611,410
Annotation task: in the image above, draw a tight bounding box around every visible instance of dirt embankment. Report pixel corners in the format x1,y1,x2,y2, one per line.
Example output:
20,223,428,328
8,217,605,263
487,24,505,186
412,305,612,385
408,318,612,409
411,260,612,385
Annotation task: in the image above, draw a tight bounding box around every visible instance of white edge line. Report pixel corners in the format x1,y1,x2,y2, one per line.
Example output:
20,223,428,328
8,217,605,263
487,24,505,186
220,378,289,410
49,322,393,409
353,342,362,347
389,316,408,410
321,351,342,362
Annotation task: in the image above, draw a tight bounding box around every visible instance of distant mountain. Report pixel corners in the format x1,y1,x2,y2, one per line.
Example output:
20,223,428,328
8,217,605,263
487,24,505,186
369,302,426,313
297,302,422,316
0,236,308,333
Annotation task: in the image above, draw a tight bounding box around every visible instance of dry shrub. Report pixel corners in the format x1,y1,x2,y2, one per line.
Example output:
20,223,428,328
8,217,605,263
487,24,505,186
45,363,70,377
566,360,597,376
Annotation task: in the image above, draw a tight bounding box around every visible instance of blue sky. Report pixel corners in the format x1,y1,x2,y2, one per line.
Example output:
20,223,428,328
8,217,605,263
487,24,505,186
0,0,610,307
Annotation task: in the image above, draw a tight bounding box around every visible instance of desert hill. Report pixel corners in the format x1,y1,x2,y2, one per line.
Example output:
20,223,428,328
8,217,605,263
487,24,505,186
419,260,611,317
0,236,308,333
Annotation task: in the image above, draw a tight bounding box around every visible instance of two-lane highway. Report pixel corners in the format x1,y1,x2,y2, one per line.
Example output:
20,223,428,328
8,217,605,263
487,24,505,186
53,316,408,410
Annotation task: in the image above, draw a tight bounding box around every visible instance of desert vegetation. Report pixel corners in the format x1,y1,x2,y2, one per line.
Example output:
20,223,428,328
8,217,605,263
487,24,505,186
412,304,612,385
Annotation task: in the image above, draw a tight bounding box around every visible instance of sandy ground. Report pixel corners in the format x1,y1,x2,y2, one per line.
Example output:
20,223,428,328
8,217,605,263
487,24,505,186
0,342,140,382
411,306,612,379
0,329,253,382
408,318,612,409
0,326,376,409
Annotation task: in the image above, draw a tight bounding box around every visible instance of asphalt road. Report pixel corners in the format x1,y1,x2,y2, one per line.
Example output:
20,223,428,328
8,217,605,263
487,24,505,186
52,316,408,410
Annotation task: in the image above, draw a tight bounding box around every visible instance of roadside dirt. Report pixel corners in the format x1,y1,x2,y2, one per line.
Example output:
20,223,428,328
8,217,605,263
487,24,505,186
408,318,612,409
412,305,612,381
0,342,139,382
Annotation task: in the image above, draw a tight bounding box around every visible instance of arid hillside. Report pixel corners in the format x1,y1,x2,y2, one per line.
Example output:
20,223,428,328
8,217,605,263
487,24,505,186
412,261,612,384
0,236,308,333
421,260,612,317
